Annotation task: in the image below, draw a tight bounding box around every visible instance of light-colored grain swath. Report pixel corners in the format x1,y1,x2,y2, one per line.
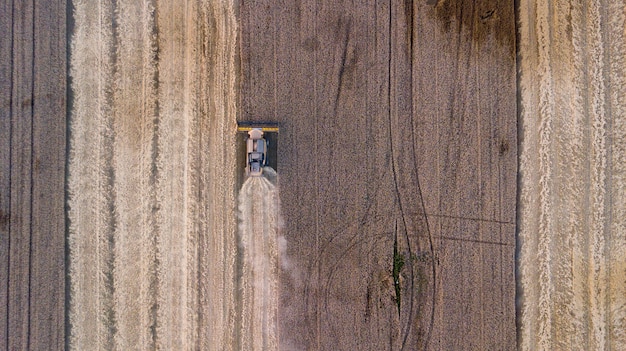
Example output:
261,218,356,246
518,0,626,350
67,1,239,349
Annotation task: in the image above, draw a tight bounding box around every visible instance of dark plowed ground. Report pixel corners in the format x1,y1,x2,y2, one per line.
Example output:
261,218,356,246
240,1,516,350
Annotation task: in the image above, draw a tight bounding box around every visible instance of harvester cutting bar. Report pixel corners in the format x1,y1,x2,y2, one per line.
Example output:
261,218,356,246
236,121,280,133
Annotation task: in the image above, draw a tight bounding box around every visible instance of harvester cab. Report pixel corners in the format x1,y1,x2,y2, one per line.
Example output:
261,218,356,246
246,129,266,176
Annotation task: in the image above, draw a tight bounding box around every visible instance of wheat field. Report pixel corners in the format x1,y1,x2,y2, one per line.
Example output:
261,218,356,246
65,0,626,349
67,1,239,349
517,0,626,350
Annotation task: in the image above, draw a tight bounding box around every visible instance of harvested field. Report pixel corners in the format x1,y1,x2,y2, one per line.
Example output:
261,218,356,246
241,1,517,349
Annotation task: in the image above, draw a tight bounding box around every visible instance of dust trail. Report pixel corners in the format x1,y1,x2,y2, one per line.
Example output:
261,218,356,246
238,167,281,351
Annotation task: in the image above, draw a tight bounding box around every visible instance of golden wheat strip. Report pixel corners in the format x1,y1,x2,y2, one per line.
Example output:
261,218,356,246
196,2,239,350
607,2,626,349
110,0,158,349
68,0,117,349
154,0,191,348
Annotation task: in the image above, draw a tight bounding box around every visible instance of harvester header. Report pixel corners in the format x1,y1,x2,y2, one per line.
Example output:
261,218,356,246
236,121,280,133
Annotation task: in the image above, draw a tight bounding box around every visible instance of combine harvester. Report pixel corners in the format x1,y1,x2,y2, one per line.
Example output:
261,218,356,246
237,122,279,177
236,122,281,349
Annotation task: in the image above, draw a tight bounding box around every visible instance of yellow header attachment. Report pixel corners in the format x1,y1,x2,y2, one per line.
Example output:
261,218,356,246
236,121,280,133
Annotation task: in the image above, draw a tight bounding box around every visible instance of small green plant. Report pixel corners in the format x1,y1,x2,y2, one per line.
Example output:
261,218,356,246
392,238,404,315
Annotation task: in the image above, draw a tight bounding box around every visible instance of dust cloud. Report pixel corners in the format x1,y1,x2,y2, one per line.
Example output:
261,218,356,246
237,167,282,351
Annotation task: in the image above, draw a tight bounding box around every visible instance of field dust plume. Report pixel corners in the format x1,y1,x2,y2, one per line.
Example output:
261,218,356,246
237,167,282,351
